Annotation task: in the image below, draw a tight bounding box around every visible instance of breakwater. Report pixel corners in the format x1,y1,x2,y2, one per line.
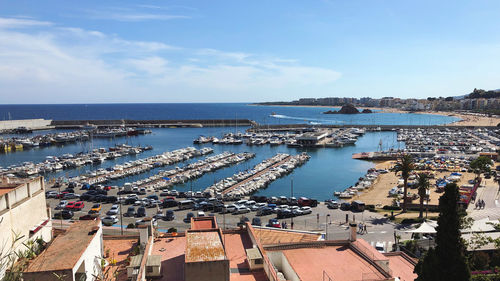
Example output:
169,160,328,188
51,119,257,128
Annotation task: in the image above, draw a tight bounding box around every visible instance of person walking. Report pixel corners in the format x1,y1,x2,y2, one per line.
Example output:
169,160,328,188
363,224,367,234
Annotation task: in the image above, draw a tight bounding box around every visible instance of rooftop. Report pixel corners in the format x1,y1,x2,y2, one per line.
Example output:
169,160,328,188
190,216,218,230
278,244,386,281
385,253,418,281
152,236,186,281
185,230,226,263
25,220,101,273
252,227,321,245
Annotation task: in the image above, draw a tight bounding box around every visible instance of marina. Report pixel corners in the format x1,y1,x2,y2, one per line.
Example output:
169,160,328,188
0,144,149,178
73,147,213,185
130,151,255,190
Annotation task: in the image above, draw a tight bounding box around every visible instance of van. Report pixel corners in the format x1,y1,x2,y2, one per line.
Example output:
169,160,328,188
178,200,194,210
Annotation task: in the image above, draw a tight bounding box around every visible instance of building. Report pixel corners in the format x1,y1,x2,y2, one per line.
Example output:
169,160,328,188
0,177,52,279
295,131,329,147
23,219,103,281
132,216,416,281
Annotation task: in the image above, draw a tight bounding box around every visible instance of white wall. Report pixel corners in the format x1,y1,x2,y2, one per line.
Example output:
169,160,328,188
0,178,51,279
0,119,52,130
71,223,103,281
266,251,300,281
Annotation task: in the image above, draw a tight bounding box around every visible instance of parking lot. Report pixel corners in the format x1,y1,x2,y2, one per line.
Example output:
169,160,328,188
45,182,391,236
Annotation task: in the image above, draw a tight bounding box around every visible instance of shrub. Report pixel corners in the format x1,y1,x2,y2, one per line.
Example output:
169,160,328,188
167,227,177,233
383,205,402,211
126,223,135,229
401,218,424,225
471,252,490,271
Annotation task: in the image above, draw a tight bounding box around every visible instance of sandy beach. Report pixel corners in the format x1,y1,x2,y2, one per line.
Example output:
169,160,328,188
349,160,477,208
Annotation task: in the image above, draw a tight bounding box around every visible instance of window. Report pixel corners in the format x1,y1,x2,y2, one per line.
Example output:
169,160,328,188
147,266,153,273
255,259,263,265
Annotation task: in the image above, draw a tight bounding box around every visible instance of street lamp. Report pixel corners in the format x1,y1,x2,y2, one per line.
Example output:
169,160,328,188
325,214,331,240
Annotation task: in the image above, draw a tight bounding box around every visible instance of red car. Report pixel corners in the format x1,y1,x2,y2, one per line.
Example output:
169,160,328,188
73,201,85,210
267,219,281,228
65,201,76,209
56,192,68,199
103,186,112,191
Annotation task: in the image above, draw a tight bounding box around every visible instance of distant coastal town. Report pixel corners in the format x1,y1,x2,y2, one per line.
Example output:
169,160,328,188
256,88,500,115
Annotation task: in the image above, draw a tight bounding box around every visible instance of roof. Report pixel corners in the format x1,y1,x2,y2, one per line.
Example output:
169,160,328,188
278,245,386,281
190,216,217,230
252,227,321,245
246,248,262,260
0,183,21,197
462,218,499,233
185,231,226,263
129,255,144,268
146,255,162,267
385,253,418,281
25,220,101,272
463,232,500,251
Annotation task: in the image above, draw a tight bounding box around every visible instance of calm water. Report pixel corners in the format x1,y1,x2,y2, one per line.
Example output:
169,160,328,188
0,103,453,200
0,127,403,200
0,103,459,125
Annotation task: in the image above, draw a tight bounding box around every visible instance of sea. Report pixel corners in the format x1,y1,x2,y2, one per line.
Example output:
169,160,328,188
0,103,460,200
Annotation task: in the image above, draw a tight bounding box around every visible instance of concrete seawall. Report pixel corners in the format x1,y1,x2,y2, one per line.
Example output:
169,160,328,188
51,119,257,128
0,119,53,131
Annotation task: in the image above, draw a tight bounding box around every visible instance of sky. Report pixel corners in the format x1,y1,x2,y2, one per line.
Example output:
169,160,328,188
1,0,500,104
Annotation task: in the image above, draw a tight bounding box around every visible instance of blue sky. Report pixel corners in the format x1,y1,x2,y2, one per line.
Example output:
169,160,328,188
0,0,500,103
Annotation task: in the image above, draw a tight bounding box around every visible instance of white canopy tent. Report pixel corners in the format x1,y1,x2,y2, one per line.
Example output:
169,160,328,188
405,221,437,234
462,218,499,233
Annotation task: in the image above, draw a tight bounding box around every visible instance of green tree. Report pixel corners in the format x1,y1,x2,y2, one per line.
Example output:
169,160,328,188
391,154,415,212
416,173,430,219
415,183,470,281
470,156,493,180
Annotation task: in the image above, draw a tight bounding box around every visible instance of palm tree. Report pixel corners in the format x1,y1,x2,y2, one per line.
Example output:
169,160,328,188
391,153,415,212
416,173,430,219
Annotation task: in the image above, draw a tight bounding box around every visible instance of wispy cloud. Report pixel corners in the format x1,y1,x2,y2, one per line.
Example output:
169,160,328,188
82,8,190,22
0,16,341,103
0,17,53,28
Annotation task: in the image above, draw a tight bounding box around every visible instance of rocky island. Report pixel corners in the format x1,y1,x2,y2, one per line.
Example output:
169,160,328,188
323,104,373,114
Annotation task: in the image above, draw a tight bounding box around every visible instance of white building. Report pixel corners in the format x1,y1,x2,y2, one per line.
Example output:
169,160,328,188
0,177,52,279
23,219,103,281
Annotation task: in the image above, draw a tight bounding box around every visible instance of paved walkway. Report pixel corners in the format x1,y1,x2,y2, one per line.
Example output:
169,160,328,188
467,180,500,220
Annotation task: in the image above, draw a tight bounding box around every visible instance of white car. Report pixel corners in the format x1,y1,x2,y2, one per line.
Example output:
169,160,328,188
197,211,205,217
233,206,251,214
106,205,119,215
299,206,312,215
375,242,385,253
102,216,119,225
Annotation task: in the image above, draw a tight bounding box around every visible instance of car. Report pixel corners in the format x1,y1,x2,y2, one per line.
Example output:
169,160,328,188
299,206,312,215
56,192,68,199
197,211,205,217
233,206,251,215
267,219,280,228
45,191,58,198
164,210,175,221
375,242,385,253
251,217,262,226
256,207,273,216
340,202,351,211
125,206,135,217
63,193,80,200
55,200,68,210
102,216,119,226
136,207,146,217
135,219,158,227
65,201,76,210
107,205,119,215
73,201,85,210
162,199,178,208
183,212,194,223
147,195,159,200
222,205,237,214
79,214,98,220
298,197,318,207
53,210,73,220
90,204,102,213
326,201,339,209
277,209,294,219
